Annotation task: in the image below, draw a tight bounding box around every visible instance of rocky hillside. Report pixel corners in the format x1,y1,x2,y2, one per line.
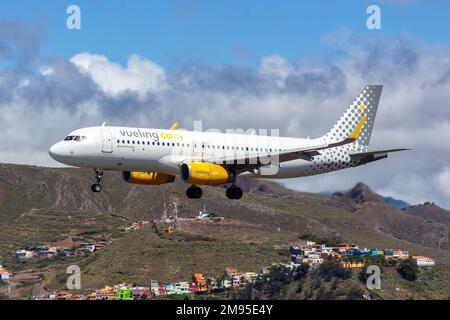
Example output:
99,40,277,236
0,163,449,299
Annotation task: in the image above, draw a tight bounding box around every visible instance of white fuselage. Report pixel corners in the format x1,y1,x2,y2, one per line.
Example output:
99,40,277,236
49,125,360,179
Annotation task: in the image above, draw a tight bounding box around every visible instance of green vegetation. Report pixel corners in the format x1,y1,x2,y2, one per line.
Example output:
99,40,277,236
318,260,352,282
398,257,418,281
298,234,345,247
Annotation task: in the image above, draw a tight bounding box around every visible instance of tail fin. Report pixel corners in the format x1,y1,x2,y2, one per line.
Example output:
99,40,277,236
323,85,382,146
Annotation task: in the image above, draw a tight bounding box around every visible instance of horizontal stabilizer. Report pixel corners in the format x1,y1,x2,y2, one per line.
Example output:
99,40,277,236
350,148,410,158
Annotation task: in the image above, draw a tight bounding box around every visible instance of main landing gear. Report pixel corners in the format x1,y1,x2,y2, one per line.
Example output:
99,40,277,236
225,169,243,200
226,185,243,200
91,169,103,193
186,185,202,199
185,185,243,200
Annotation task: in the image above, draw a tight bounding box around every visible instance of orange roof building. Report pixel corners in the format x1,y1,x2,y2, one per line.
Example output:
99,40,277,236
412,256,435,267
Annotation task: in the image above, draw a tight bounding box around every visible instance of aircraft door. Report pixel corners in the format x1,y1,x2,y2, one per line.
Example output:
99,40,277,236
101,130,113,153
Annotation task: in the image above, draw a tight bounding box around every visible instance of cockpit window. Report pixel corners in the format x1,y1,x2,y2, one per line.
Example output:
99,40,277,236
65,135,87,142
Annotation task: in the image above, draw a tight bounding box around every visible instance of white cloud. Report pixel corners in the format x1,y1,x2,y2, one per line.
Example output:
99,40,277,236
259,55,292,87
434,167,450,197
70,52,167,99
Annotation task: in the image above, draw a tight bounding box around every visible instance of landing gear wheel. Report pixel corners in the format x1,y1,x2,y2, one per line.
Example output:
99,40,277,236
226,186,243,200
91,183,102,193
91,169,104,193
186,186,202,199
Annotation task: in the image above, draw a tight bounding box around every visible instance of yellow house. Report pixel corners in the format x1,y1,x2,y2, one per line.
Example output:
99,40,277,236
96,286,116,300
340,261,365,268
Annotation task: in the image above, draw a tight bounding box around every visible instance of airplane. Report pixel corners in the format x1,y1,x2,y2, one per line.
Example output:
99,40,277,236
49,85,408,200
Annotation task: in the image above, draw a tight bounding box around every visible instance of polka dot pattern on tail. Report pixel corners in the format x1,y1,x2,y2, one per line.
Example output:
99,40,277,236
324,85,382,148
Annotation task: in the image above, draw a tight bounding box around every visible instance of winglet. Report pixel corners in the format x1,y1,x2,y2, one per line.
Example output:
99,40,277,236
170,122,178,130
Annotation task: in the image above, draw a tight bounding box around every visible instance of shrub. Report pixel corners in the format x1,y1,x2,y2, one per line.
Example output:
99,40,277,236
397,257,418,281
319,260,352,281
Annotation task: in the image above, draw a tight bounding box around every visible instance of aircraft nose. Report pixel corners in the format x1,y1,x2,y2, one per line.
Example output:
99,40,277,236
49,142,67,161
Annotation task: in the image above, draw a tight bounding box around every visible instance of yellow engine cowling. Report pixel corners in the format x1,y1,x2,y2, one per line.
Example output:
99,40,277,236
122,171,175,185
180,162,231,185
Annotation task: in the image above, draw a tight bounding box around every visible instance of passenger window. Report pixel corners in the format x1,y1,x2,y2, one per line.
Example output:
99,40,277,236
122,140,125,144
137,141,140,145
132,141,135,144
117,140,120,143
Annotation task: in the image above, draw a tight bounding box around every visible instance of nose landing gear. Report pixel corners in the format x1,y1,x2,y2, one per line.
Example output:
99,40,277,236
91,169,103,193
186,185,202,199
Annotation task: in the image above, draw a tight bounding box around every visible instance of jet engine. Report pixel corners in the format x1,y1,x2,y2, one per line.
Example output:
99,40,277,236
122,171,175,185
180,162,232,185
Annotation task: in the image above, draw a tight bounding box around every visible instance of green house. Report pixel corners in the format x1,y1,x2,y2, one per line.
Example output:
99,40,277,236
370,248,384,256
116,288,133,300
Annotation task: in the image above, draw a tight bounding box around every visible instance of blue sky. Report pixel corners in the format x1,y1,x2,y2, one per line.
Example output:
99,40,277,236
1,0,449,68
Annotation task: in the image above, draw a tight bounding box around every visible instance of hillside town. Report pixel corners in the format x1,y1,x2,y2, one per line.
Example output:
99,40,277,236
1,238,435,300
289,241,436,268
14,238,112,260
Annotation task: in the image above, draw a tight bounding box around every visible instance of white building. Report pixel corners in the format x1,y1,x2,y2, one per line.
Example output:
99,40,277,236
221,279,232,289
302,257,323,265
150,280,160,296
15,250,34,259
242,272,258,283
174,282,190,295
413,256,435,267
306,253,321,259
